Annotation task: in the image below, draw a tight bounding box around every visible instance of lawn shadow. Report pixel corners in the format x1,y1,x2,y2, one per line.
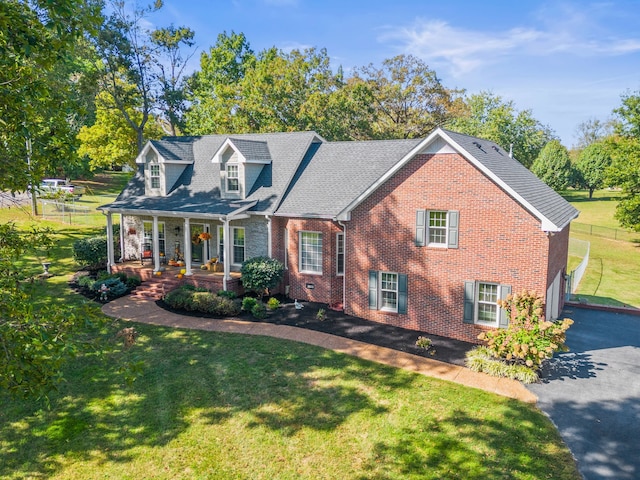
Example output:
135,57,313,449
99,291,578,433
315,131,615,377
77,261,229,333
0,322,414,478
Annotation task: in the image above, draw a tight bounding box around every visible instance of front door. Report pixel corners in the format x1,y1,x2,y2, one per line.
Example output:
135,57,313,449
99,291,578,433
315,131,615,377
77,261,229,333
190,224,210,264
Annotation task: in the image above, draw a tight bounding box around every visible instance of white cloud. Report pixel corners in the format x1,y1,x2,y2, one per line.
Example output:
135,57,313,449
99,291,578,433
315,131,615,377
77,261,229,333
380,5,640,77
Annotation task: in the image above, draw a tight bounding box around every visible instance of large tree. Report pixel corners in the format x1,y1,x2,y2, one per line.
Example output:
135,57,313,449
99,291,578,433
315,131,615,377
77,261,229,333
356,55,465,139
0,0,101,194
531,140,573,191
77,88,164,170
574,142,612,198
448,92,555,168
184,31,255,135
604,91,640,230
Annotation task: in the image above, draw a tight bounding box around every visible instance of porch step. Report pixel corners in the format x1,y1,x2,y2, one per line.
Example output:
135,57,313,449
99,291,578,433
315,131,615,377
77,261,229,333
131,279,182,300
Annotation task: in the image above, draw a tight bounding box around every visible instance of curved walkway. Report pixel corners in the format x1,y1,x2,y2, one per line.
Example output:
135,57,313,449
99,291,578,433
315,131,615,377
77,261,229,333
102,296,536,403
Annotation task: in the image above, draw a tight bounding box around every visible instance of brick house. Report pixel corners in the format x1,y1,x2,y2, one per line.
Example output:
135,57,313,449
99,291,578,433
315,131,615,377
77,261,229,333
100,128,578,343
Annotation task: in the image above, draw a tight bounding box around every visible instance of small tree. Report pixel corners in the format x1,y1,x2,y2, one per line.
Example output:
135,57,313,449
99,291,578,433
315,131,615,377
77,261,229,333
575,142,612,198
477,290,573,369
73,236,108,271
531,140,573,191
240,256,284,300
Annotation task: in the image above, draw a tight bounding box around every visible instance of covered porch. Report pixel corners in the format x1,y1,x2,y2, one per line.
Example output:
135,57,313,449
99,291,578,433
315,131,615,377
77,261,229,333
112,261,244,296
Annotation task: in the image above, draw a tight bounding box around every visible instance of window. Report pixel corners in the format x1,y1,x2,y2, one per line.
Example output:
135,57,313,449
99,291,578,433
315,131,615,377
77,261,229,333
227,164,239,192
336,233,344,275
300,231,322,274
477,282,499,325
380,272,398,311
463,281,511,327
428,211,447,245
143,220,165,256
150,164,160,189
218,226,224,262
415,210,459,248
368,270,408,314
233,227,245,264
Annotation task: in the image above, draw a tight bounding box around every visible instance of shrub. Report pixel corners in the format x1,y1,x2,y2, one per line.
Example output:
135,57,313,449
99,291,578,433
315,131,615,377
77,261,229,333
415,336,432,350
216,297,241,316
77,274,95,289
316,308,326,321
466,347,539,384
125,275,142,289
251,302,267,319
267,297,280,310
240,256,284,299
91,277,128,300
217,290,237,299
73,236,108,270
165,286,197,310
242,296,258,312
164,286,241,316
477,290,573,370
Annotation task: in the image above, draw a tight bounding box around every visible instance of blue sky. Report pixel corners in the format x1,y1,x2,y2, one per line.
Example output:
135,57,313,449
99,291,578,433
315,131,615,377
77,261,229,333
148,0,640,147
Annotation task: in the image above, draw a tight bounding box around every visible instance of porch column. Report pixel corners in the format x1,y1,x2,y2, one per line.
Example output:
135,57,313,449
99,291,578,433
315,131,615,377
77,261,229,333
223,218,231,291
152,215,160,272
266,215,272,257
119,213,125,262
183,217,193,276
106,212,115,273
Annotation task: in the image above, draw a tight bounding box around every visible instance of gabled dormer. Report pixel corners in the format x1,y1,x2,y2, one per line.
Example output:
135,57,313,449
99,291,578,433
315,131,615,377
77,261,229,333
135,140,193,196
212,138,272,200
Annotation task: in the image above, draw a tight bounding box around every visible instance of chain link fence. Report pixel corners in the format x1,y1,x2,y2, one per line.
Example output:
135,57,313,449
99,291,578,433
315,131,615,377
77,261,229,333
572,222,638,242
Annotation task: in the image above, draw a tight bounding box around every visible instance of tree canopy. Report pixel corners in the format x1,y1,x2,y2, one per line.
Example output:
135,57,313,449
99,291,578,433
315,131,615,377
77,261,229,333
448,92,555,168
575,142,612,198
531,140,573,191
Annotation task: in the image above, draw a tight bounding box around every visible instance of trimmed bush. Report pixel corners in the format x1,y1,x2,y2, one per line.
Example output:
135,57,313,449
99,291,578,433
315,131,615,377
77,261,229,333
251,302,267,319
163,286,241,316
91,277,128,299
242,296,258,312
217,290,237,299
73,236,108,270
164,286,196,310
267,297,280,310
240,256,284,299
77,274,94,289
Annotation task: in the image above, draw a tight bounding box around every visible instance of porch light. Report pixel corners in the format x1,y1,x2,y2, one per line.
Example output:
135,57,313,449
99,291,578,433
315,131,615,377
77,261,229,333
175,226,181,234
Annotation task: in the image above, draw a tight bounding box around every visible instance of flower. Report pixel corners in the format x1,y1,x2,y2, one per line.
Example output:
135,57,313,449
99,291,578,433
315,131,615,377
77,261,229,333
199,232,212,241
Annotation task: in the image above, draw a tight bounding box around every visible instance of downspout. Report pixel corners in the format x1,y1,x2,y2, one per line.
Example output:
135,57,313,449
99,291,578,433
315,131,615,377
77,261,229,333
338,220,346,311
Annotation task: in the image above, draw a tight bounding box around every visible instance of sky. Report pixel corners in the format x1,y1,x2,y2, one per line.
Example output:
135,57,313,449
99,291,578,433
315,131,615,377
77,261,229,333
147,0,640,148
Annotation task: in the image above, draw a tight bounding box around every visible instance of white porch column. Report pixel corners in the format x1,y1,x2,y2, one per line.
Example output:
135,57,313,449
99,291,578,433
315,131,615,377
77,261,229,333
183,218,193,276
106,212,115,273
223,218,231,291
266,215,272,257
152,216,160,272
119,213,125,262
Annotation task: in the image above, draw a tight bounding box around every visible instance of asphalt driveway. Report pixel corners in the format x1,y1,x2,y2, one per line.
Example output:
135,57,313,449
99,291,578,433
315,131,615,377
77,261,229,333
527,306,640,480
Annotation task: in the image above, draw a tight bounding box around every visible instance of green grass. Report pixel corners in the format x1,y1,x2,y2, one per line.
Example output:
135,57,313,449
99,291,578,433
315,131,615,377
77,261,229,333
0,171,581,479
0,324,579,479
563,189,640,307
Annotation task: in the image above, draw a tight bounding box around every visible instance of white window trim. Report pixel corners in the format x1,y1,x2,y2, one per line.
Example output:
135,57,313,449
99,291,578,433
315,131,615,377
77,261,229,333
299,231,323,275
427,210,448,247
336,232,344,276
143,220,166,255
475,282,501,327
150,164,161,189
379,271,399,313
226,163,239,193
232,227,245,266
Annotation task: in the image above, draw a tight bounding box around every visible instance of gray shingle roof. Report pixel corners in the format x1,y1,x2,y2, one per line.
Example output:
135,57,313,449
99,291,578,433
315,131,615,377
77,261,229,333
102,131,320,217
101,128,577,231
228,138,272,162
440,129,579,230
276,139,422,217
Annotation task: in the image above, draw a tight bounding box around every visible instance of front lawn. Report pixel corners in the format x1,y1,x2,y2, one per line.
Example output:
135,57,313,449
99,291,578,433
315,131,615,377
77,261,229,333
0,322,580,480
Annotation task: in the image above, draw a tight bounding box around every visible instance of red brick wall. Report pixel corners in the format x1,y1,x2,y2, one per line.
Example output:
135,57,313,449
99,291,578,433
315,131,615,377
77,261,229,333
271,217,344,306
546,223,571,313
344,153,555,343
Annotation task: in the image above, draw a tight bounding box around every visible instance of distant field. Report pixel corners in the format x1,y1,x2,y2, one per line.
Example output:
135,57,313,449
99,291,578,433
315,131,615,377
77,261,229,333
564,189,640,308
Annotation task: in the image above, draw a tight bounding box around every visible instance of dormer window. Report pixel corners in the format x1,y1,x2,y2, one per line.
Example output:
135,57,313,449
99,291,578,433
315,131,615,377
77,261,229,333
150,164,160,189
226,164,239,192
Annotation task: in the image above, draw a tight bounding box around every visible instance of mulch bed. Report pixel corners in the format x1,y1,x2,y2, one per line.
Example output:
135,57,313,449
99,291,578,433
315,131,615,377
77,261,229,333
157,297,474,367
